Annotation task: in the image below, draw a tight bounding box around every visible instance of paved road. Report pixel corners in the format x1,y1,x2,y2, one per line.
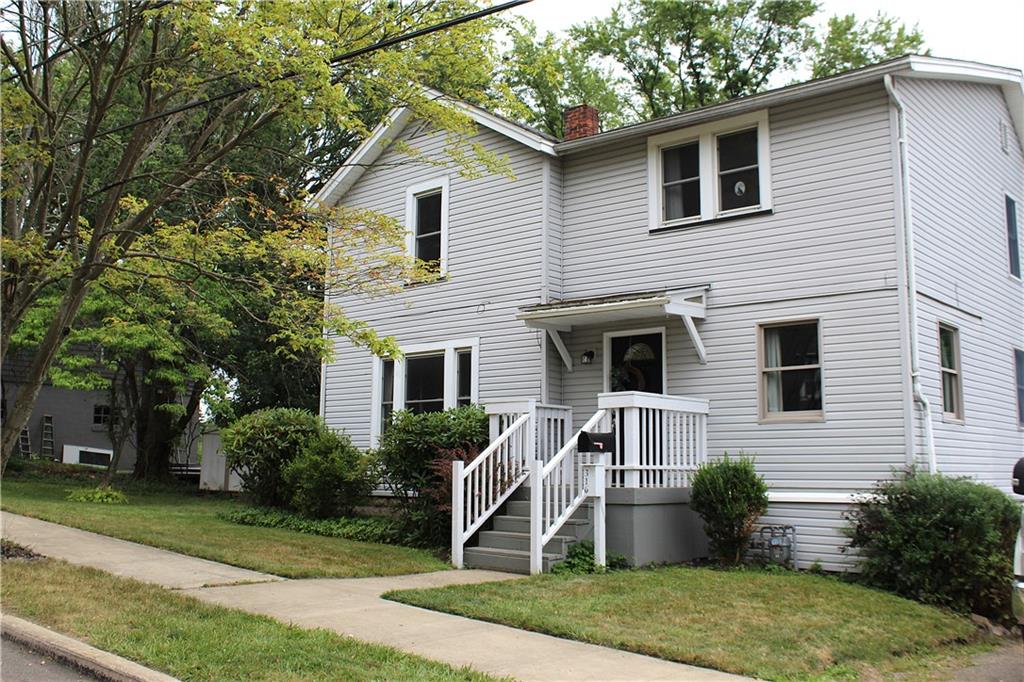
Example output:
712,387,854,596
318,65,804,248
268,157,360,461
1,638,96,682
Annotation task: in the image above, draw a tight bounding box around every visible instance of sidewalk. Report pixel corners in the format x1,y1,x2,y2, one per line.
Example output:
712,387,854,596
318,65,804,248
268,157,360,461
3,511,748,681
1,512,281,589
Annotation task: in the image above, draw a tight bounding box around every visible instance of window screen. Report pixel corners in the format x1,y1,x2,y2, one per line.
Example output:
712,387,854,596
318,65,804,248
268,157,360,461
415,191,442,266
662,142,700,220
718,129,760,211
405,354,445,413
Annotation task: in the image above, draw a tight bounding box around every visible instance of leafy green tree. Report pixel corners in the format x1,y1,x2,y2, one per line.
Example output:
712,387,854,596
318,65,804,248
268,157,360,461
499,1,927,128
1,1,505,473
810,13,927,79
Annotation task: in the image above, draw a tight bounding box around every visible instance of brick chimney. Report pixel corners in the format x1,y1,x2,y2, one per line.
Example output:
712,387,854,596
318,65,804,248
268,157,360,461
563,104,600,140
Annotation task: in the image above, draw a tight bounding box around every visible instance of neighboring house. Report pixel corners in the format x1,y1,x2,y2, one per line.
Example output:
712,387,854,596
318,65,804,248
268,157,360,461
2,354,200,474
319,56,1024,574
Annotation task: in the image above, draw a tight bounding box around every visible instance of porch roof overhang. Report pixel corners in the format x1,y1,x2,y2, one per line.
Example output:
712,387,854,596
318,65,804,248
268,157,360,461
517,287,709,371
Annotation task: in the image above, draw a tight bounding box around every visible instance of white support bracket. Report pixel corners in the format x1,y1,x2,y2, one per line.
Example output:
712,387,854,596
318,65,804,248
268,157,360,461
665,296,708,365
546,328,573,373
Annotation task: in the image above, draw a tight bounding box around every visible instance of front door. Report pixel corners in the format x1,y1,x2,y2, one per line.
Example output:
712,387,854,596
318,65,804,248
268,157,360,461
605,329,666,486
606,330,665,394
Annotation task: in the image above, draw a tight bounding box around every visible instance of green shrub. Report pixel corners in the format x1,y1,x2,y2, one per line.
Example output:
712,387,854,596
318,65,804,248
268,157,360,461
221,408,323,507
66,486,128,505
551,541,629,575
282,431,371,518
374,405,488,547
845,470,1020,620
690,454,768,566
220,507,401,545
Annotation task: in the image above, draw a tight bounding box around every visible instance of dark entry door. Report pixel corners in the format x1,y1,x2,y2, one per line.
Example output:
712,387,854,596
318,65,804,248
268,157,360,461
608,332,664,394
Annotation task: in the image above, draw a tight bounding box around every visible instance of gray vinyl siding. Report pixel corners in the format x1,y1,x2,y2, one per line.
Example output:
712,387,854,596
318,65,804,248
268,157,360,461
759,503,855,572
323,124,550,448
900,78,1024,491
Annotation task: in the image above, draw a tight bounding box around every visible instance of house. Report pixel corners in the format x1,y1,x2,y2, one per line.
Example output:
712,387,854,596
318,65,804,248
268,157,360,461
2,353,201,475
318,56,1024,574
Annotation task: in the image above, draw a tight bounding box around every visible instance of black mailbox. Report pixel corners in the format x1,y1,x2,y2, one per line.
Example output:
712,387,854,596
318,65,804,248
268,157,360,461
578,431,616,454
1013,457,1024,495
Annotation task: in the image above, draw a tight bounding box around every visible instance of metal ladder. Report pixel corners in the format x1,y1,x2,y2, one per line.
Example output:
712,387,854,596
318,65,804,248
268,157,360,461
40,415,55,460
18,427,31,457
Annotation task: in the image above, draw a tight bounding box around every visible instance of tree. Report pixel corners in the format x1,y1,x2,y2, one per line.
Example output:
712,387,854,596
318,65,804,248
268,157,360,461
499,1,927,128
0,0,505,473
809,13,927,79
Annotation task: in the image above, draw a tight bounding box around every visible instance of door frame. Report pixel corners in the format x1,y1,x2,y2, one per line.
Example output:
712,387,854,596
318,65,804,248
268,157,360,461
602,326,668,394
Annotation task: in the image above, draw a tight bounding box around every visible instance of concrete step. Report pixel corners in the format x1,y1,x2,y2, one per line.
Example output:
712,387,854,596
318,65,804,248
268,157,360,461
477,529,576,554
492,515,591,538
505,499,592,521
463,546,562,574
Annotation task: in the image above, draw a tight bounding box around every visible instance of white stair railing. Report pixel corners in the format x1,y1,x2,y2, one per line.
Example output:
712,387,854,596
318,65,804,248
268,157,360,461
452,411,533,568
529,409,610,575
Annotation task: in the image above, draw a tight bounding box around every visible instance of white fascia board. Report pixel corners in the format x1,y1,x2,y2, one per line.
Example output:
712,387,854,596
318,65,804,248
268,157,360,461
423,87,557,156
314,107,412,207
516,296,671,323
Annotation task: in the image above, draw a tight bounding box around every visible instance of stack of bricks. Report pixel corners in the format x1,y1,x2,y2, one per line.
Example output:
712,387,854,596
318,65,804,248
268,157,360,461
562,104,600,140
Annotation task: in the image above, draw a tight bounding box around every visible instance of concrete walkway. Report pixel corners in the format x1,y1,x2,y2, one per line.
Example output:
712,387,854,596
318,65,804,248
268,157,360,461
1,512,281,589
3,512,748,681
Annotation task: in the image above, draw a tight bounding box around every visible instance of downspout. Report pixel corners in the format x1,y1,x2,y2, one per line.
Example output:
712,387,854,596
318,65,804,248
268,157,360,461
884,74,937,473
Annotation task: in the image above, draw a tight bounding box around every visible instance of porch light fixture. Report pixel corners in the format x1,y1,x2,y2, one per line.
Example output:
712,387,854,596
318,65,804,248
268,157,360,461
581,350,595,365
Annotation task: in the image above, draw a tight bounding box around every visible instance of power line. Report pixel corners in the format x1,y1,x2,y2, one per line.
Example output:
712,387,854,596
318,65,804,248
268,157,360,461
56,0,532,148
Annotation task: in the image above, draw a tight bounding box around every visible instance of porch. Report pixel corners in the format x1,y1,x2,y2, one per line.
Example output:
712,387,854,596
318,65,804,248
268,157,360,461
452,390,710,574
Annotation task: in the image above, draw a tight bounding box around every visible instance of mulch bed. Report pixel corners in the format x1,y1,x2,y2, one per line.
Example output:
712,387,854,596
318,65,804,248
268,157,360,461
1,539,42,561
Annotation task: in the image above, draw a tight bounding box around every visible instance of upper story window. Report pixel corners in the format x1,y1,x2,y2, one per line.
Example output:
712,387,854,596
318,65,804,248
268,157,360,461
405,177,449,275
758,319,823,422
648,110,772,232
939,324,963,421
1007,195,1020,278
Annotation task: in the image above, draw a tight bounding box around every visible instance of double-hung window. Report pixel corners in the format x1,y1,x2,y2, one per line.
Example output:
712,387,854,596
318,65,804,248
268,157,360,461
649,111,771,231
372,338,478,443
405,177,450,275
939,324,963,421
1015,349,1024,427
758,320,823,421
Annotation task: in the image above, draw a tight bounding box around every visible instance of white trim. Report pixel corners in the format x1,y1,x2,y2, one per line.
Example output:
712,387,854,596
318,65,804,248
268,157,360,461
647,110,772,231
547,328,573,372
369,337,480,445
405,176,450,275
602,327,668,394
767,491,865,504
62,444,113,468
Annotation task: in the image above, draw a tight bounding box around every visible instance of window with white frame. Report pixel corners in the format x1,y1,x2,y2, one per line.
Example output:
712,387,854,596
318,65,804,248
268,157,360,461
758,320,823,420
648,111,771,231
939,324,963,420
405,177,449,274
372,338,478,442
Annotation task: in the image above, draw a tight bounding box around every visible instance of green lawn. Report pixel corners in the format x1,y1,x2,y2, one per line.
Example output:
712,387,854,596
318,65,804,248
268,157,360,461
1,477,448,578
387,566,987,681
2,557,494,681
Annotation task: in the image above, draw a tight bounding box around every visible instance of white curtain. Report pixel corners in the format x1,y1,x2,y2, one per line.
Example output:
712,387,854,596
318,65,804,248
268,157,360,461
764,328,783,412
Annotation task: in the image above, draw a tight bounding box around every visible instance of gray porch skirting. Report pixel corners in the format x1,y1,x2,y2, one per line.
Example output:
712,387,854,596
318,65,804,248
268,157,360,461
605,488,709,566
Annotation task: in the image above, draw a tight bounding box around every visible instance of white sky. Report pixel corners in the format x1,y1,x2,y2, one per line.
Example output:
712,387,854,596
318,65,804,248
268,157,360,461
507,0,1024,74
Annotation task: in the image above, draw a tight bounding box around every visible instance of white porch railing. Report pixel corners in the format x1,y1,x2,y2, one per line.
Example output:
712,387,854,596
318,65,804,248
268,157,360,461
529,409,611,574
598,391,709,488
452,401,573,568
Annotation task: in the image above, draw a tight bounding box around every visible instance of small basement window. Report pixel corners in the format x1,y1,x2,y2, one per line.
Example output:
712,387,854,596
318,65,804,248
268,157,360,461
759,320,823,421
939,324,963,421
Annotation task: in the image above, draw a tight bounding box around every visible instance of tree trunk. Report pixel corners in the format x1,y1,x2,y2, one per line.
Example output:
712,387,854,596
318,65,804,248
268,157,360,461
0,275,91,475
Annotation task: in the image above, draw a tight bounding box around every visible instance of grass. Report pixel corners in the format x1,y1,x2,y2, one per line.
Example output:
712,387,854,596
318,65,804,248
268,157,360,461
386,566,988,681
1,475,448,578
1,557,495,681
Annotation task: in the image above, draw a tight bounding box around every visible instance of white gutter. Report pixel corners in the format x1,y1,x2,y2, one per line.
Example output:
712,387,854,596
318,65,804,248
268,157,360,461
884,74,937,474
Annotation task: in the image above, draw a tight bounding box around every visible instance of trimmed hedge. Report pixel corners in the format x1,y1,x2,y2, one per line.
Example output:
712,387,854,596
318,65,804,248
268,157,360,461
846,470,1020,620
690,455,769,566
